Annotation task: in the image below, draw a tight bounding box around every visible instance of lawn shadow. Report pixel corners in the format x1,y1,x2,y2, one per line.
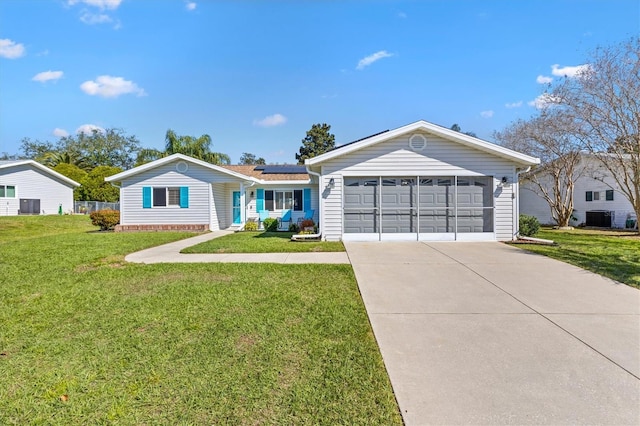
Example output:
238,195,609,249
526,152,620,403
253,232,294,240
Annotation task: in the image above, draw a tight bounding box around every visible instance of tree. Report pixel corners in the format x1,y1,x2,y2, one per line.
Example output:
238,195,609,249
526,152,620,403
136,129,231,165
20,128,141,170
296,123,335,164
450,123,477,138
239,152,266,165
550,37,640,232
494,110,585,227
81,166,122,202
52,163,88,201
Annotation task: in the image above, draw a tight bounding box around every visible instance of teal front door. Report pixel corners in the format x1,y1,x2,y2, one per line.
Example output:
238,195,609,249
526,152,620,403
232,191,241,224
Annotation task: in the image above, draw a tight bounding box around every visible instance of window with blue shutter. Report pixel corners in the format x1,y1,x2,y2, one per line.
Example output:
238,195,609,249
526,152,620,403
256,189,264,211
180,186,189,208
143,187,152,208
303,188,311,211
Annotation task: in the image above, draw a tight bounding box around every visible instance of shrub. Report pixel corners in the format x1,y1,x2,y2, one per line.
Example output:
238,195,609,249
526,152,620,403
519,214,540,237
300,219,315,229
244,221,258,231
263,217,278,232
90,209,120,231
288,223,300,233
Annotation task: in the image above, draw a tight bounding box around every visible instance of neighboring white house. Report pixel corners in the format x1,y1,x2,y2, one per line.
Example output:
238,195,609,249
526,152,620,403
0,160,80,216
520,153,637,228
107,120,540,241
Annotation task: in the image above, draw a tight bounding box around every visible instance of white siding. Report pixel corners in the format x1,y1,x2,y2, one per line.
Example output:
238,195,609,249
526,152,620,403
120,161,244,226
0,164,75,216
211,183,227,230
522,179,634,228
520,156,636,228
319,132,520,241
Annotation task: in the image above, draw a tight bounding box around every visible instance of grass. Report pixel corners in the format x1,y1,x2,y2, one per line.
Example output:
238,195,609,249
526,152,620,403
182,231,346,254
515,228,640,289
0,215,400,425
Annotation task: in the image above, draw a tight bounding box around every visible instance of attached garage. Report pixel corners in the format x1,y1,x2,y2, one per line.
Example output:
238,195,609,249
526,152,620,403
305,120,540,242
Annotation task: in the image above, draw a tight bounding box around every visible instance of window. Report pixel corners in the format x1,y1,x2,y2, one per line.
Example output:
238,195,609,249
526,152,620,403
264,190,303,211
606,190,614,201
0,185,16,198
145,186,188,208
586,191,593,202
593,191,600,201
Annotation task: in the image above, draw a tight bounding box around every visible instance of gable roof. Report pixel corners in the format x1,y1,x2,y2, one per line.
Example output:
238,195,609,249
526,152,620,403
305,120,540,166
105,153,311,184
0,160,81,187
105,153,255,183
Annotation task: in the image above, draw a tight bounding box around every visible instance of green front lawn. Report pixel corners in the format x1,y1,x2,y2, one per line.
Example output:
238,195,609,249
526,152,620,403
515,228,640,289
182,231,346,253
0,216,401,425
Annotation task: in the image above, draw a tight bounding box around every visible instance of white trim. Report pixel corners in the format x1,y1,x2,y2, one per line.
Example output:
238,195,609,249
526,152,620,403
306,120,540,166
0,160,81,187
105,154,254,182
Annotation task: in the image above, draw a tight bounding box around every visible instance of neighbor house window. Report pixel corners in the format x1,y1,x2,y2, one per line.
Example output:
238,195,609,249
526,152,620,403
586,191,593,202
0,185,16,198
606,190,614,201
593,191,600,201
143,186,188,208
264,190,303,211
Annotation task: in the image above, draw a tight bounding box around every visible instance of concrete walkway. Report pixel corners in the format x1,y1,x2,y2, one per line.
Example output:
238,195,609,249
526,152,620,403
346,241,640,425
125,231,350,264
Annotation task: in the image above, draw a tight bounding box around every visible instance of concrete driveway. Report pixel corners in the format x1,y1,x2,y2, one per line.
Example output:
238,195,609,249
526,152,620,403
345,241,640,425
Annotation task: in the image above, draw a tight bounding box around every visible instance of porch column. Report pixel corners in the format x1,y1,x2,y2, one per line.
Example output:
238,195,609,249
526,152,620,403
240,182,245,224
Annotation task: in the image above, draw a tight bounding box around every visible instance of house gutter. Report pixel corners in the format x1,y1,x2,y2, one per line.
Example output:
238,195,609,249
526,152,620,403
514,166,532,239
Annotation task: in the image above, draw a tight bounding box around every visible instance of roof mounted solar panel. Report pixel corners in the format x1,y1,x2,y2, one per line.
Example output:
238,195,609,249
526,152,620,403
261,165,308,174
254,165,266,171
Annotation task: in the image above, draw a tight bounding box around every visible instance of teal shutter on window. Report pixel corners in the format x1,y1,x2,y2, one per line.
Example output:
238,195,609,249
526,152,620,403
142,187,152,208
180,187,189,208
256,189,264,211
303,188,311,211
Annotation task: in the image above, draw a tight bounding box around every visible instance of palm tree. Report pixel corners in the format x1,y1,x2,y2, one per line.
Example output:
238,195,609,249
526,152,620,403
41,151,90,171
136,129,231,165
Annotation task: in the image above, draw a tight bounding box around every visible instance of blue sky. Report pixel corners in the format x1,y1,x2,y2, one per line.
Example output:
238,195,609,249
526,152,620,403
0,0,638,164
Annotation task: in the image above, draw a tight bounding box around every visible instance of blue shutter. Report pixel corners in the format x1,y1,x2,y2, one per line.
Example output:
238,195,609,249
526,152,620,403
303,188,311,211
180,186,189,208
142,187,152,208
256,189,264,211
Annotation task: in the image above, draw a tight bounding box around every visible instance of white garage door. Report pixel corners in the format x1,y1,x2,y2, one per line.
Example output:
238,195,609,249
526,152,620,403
343,176,494,241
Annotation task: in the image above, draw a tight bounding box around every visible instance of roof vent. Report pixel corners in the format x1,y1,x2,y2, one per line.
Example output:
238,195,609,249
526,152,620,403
409,134,427,151
176,161,189,173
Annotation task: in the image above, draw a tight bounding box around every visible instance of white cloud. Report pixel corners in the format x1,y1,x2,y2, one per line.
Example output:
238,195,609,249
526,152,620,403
356,50,394,70
551,63,590,78
480,110,494,118
253,113,287,127
76,124,105,135
397,11,407,18
68,0,122,10
186,2,197,11
536,75,553,84
32,70,64,83
505,101,523,108
53,128,70,138
528,93,559,109
0,38,25,59
80,75,146,98
80,12,112,24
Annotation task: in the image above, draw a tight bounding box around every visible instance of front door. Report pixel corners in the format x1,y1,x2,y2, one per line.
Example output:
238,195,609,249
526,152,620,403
232,191,241,224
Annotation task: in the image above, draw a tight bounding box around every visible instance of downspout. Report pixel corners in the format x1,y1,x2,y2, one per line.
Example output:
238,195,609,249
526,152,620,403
514,166,531,239
108,181,122,226
306,167,322,238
